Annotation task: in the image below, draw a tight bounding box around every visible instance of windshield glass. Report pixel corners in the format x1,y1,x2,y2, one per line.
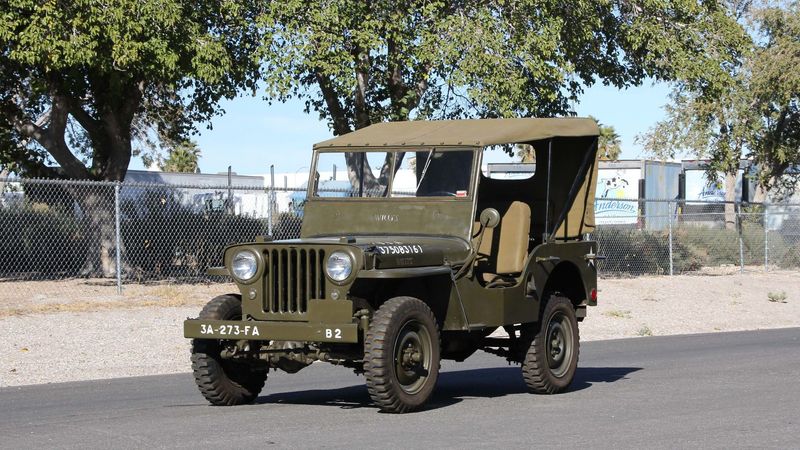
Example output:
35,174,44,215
313,149,474,198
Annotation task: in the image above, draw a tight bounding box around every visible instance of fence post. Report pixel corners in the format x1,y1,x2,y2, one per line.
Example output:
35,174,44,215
764,203,769,272
668,200,674,276
268,165,274,237
114,182,122,294
737,201,744,274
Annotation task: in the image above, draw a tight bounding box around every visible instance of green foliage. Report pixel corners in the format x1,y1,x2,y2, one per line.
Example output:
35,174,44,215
767,291,787,303
0,205,89,277
272,212,302,240
120,189,266,280
516,144,536,163
590,116,622,160
160,141,202,173
597,221,800,277
258,0,747,136
596,227,702,276
638,4,800,197
0,0,264,180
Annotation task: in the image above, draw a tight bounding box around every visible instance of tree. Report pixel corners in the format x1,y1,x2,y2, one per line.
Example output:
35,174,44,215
599,124,622,161
638,3,800,201
0,0,263,181
0,0,265,275
160,141,201,173
748,5,800,196
589,116,622,160
258,0,749,188
516,144,536,163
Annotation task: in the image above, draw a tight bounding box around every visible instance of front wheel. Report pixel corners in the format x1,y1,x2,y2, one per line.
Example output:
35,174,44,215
364,297,441,413
522,295,579,394
190,294,267,405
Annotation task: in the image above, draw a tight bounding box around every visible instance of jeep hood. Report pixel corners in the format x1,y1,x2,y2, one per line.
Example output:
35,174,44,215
278,235,470,270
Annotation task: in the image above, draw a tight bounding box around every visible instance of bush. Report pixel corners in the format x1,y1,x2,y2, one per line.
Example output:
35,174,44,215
595,227,702,276
0,205,89,278
273,212,302,240
120,190,268,281
596,221,800,277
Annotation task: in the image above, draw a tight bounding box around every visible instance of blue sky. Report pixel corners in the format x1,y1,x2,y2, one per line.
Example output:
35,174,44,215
130,81,673,175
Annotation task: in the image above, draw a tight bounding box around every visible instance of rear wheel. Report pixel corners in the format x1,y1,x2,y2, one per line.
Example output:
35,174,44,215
190,294,267,406
364,297,441,413
522,295,579,394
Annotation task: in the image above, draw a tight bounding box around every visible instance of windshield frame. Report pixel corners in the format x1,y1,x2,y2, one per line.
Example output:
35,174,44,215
308,146,481,201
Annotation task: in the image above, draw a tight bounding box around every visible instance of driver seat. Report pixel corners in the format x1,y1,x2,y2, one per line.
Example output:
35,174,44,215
474,201,531,287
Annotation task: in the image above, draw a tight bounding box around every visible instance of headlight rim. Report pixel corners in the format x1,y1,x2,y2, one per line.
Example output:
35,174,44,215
326,250,354,284
230,249,260,283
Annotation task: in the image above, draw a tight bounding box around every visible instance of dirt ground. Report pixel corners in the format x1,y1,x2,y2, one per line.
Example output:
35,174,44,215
1,268,798,387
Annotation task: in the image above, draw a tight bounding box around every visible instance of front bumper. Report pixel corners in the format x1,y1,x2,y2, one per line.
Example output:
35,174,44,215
184,319,359,343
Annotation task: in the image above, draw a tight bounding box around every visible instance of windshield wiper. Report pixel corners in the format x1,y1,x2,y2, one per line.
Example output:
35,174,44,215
415,148,436,193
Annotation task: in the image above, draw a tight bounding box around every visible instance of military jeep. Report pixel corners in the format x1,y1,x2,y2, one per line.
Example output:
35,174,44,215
184,118,601,413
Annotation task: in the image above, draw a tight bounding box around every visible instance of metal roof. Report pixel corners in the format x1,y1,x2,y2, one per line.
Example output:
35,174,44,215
313,117,599,148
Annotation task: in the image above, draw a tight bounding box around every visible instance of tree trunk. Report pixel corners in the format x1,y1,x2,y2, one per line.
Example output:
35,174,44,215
752,183,768,204
724,172,737,230
0,169,8,195
67,186,119,277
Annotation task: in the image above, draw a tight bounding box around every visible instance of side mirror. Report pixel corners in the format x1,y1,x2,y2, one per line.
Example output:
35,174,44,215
479,208,500,229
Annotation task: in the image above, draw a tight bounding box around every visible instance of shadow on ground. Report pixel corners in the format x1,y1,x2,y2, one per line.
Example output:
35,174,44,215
257,365,641,412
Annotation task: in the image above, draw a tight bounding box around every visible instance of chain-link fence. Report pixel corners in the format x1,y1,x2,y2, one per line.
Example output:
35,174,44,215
595,199,800,276
1,177,798,298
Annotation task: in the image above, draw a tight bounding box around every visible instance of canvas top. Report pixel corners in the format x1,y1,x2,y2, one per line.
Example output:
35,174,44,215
313,117,599,148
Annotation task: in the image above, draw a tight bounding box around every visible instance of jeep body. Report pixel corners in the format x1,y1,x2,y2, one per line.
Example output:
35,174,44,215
184,118,601,412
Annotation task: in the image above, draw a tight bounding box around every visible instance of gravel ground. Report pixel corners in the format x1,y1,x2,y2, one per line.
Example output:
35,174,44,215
1,269,798,388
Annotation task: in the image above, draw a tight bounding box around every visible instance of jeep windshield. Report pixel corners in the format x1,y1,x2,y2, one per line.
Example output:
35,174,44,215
312,148,475,199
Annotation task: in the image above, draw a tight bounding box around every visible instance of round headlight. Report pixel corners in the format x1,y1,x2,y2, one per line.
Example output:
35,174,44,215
326,251,353,282
231,250,258,281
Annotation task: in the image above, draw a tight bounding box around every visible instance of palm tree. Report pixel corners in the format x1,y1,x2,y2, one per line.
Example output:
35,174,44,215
589,116,622,160
162,141,201,173
515,144,536,163
599,126,622,160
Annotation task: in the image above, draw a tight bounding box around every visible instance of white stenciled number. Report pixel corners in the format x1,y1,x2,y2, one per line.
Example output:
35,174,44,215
325,328,343,339
375,243,423,255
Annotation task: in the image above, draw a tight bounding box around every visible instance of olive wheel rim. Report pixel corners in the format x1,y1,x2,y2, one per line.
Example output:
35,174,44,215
392,318,434,395
545,311,574,378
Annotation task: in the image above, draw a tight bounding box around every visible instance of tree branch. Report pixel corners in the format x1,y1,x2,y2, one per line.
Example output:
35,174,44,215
67,100,101,138
352,44,371,130
15,95,91,179
315,71,352,135
47,95,91,179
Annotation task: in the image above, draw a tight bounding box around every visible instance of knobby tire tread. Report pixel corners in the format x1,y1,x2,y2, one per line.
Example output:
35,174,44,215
521,295,579,394
190,294,266,406
364,297,440,413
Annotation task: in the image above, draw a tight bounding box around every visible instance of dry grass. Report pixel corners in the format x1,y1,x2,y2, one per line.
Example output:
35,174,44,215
768,291,788,303
603,309,632,319
0,279,233,318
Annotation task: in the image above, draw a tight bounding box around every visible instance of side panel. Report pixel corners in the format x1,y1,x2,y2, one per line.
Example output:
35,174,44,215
528,241,598,306
448,278,536,330
443,240,598,331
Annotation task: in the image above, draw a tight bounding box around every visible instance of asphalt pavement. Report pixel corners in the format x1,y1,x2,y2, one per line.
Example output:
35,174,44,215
1,328,799,449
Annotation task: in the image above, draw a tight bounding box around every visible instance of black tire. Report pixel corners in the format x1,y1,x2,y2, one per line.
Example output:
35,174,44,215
522,295,579,394
364,296,441,413
190,294,267,406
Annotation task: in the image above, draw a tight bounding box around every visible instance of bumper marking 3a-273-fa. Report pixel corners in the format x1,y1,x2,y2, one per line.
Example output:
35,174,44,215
183,319,359,343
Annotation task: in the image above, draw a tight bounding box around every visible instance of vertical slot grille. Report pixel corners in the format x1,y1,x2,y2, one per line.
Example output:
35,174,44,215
264,248,326,314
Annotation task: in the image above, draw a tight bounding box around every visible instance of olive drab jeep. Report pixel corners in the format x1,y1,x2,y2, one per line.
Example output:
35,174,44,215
184,118,602,413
